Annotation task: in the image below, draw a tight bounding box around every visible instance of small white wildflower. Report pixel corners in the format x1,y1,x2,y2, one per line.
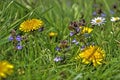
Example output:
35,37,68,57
110,17,120,22
91,17,106,26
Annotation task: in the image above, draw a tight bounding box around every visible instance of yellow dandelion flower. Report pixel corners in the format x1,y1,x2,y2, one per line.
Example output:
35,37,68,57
75,45,105,66
49,32,58,37
19,19,44,32
81,27,93,34
0,61,14,78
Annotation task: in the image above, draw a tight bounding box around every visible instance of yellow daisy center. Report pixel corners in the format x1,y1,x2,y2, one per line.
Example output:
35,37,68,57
96,19,102,23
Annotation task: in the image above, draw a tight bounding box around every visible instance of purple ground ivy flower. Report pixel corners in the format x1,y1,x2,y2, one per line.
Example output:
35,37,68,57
101,13,106,17
92,11,97,16
8,36,14,41
75,42,79,45
16,45,22,50
72,39,77,43
16,35,22,41
75,27,80,33
72,39,79,45
55,46,61,51
54,56,62,62
81,46,85,50
70,31,75,36
110,10,115,14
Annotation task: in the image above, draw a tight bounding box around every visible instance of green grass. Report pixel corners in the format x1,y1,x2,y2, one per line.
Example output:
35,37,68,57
0,0,120,80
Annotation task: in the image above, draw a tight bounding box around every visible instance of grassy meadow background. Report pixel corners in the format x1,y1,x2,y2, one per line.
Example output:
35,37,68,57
0,0,120,80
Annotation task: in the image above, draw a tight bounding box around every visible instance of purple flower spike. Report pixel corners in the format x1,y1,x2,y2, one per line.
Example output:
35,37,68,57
54,56,62,62
8,36,14,41
70,32,75,36
16,35,22,41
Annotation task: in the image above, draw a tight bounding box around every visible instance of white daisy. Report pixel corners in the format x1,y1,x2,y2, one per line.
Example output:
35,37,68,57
110,17,120,22
91,17,106,26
